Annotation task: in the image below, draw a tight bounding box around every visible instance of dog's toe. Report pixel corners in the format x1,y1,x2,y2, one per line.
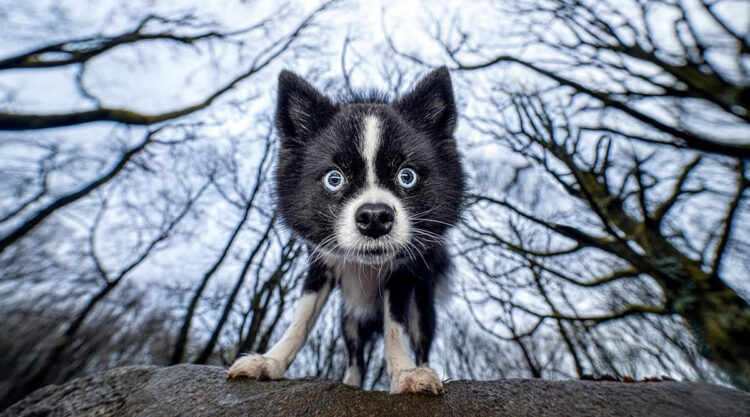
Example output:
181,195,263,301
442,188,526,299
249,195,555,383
392,365,444,395
227,354,284,380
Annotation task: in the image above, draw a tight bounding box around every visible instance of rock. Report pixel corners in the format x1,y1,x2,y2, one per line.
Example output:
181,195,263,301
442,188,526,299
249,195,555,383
3,364,749,417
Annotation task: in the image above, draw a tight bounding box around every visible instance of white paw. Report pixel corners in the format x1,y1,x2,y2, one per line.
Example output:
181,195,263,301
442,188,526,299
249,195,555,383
226,354,285,380
390,365,444,395
342,366,362,387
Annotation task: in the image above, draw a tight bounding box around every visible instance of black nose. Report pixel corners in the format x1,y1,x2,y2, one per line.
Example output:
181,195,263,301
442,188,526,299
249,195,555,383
355,203,394,238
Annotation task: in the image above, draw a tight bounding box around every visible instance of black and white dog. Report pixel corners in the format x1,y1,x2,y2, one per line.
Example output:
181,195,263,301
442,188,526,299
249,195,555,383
227,67,465,394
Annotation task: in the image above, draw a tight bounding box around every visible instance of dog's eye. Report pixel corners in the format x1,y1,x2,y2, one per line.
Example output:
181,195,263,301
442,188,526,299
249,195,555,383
323,170,345,192
397,167,418,189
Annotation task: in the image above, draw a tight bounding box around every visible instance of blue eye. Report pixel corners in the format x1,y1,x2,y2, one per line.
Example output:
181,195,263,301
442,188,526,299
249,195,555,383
323,170,345,192
397,167,418,189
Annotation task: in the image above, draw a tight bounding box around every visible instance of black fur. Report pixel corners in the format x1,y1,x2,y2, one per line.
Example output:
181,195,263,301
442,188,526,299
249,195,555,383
274,66,465,386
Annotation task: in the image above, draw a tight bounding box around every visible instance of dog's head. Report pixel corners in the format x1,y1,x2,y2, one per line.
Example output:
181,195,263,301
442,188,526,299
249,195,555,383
274,67,464,266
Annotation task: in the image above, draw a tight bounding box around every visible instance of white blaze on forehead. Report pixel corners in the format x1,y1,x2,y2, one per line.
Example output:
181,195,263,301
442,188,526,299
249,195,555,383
327,114,412,264
360,115,381,186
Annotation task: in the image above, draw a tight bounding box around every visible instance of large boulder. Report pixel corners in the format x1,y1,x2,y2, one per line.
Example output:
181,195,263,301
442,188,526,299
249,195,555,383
3,364,748,416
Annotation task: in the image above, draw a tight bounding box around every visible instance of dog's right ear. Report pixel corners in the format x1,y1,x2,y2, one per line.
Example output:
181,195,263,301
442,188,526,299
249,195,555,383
275,71,337,143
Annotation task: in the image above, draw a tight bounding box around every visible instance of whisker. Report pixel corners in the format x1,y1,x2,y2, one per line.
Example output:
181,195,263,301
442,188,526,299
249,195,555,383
410,217,455,228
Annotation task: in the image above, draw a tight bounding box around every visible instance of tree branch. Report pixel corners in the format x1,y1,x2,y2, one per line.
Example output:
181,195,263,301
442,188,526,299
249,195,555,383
711,162,747,275
0,1,338,131
453,55,750,158
0,128,160,254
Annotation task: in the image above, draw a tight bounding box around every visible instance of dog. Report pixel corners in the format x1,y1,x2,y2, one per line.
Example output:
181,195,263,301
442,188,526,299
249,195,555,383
227,66,465,395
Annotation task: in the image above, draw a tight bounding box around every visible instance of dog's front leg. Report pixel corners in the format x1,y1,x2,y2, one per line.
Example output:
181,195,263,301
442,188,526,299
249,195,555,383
383,287,444,395
227,266,332,380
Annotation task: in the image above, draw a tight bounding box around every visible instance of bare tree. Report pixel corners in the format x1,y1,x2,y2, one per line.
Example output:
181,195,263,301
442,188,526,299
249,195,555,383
170,129,275,364
1,165,210,407
0,1,339,252
388,0,749,157
470,91,746,385
386,0,749,388
0,281,176,405
0,1,344,408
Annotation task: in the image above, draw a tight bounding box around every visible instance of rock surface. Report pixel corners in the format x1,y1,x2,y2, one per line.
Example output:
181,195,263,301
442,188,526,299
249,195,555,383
3,364,749,417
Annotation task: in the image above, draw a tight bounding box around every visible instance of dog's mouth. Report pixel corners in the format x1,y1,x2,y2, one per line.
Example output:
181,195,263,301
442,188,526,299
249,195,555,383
313,243,406,266
351,249,406,265
355,247,402,265
361,247,386,255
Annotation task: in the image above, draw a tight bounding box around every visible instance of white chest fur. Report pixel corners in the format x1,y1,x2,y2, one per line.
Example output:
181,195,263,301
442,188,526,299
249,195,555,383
326,258,389,320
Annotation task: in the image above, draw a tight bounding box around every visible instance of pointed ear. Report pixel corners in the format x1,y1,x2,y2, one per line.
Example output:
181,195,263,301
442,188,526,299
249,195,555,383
275,70,337,142
394,66,457,138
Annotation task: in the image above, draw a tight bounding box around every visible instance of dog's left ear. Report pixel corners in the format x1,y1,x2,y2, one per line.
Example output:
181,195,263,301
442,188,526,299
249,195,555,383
395,66,456,138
